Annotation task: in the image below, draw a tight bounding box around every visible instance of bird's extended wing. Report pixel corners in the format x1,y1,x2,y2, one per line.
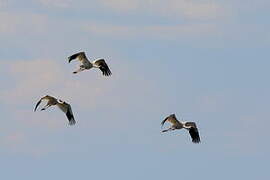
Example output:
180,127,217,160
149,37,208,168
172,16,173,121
34,99,42,111
57,101,76,125
34,95,52,111
93,59,112,76
185,122,200,143
161,116,169,127
66,104,76,125
68,52,87,63
161,114,180,127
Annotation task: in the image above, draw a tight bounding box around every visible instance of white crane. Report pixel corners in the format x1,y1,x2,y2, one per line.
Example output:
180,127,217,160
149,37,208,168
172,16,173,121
161,114,200,143
68,51,112,76
34,95,76,125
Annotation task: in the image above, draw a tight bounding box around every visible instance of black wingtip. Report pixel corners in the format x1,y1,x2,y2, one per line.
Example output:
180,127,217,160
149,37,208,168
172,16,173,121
192,138,201,143
188,128,201,144
191,134,201,144
34,100,41,112
66,110,76,126
102,70,112,76
68,119,76,126
161,116,169,126
104,73,112,76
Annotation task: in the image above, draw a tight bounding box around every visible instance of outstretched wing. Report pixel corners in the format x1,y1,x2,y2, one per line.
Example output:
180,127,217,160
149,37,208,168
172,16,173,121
161,116,169,127
34,99,42,111
34,95,52,111
93,59,112,76
161,114,180,127
57,101,76,125
185,122,200,143
68,52,87,63
66,104,76,125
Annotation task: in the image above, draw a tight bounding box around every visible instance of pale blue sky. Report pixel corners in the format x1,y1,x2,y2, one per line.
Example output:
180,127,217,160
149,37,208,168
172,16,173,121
0,0,269,179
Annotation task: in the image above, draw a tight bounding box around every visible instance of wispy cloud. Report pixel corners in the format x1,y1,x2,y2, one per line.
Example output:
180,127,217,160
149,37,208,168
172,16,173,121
1,130,57,156
0,58,107,110
36,0,227,20
82,23,219,40
0,58,166,130
39,0,72,8
99,0,226,20
158,0,225,20
0,12,48,35
99,0,140,12
0,59,65,105
1,130,40,156
0,58,148,110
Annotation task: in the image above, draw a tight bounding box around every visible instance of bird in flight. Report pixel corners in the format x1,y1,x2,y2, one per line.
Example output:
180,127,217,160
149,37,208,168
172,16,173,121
161,114,200,143
68,51,112,76
34,95,76,125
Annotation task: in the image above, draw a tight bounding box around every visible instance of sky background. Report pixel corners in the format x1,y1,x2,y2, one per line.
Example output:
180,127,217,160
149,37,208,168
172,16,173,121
0,0,270,179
